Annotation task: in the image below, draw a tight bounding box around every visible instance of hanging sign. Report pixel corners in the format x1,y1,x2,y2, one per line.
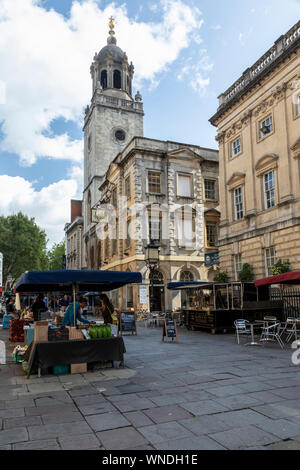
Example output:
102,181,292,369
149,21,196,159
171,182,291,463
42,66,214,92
139,285,147,304
162,319,178,343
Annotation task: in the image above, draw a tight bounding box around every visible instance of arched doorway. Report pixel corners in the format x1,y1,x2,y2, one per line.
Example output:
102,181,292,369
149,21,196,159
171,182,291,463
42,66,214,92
150,270,165,312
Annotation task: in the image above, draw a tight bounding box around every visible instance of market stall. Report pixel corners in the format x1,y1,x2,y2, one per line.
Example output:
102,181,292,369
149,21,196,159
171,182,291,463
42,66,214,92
15,269,142,376
167,281,284,334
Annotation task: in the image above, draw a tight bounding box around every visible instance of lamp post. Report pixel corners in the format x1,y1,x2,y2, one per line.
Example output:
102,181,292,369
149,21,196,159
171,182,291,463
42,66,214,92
145,241,160,314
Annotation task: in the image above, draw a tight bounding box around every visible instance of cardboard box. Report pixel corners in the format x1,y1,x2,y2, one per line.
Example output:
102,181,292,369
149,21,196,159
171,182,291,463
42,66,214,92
70,363,87,374
66,326,84,340
34,321,49,342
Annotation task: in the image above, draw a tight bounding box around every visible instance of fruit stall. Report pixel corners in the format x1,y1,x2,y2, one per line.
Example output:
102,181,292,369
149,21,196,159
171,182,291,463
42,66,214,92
15,270,142,377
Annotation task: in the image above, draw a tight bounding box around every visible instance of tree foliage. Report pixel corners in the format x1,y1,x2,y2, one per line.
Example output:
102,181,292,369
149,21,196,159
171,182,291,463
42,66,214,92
238,263,254,281
47,240,66,271
0,212,49,284
271,260,291,275
213,272,229,283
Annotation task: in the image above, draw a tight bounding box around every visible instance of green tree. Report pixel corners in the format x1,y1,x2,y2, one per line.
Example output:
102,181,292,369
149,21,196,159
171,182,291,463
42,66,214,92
238,263,254,281
271,260,291,275
47,240,66,270
0,212,49,284
214,272,229,283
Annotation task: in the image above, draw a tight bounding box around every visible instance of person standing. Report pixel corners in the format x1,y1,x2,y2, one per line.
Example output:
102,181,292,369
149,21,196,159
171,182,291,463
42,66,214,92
31,294,47,322
99,294,114,325
62,296,90,327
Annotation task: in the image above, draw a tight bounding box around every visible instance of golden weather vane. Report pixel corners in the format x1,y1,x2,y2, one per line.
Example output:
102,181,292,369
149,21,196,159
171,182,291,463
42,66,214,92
109,16,115,31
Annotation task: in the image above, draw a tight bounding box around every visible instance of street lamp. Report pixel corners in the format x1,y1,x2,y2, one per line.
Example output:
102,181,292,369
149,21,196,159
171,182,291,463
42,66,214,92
145,241,160,314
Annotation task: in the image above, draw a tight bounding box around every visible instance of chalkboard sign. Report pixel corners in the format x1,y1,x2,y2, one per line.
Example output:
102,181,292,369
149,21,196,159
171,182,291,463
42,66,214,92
162,319,178,343
119,311,137,336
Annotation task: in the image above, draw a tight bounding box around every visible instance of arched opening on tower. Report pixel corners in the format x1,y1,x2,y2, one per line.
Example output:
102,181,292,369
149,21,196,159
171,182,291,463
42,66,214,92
101,70,107,89
113,70,122,89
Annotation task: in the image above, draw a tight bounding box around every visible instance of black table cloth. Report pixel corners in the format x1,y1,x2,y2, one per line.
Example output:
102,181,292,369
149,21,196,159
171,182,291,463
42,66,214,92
27,337,126,377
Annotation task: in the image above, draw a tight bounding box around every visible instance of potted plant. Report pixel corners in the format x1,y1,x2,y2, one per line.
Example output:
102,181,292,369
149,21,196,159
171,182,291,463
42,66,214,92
238,264,254,281
271,260,291,275
213,272,229,283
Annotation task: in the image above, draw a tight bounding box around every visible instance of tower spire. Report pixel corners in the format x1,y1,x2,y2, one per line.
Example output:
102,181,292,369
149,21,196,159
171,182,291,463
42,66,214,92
107,16,117,45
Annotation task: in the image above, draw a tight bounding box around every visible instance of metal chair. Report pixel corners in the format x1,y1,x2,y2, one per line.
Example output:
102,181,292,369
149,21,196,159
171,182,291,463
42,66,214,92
281,318,300,343
234,319,251,345
260,322,285,349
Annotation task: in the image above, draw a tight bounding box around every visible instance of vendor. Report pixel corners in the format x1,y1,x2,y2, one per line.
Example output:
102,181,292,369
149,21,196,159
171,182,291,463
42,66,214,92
98,294,115,324
62,296,90,327
31,293,47,322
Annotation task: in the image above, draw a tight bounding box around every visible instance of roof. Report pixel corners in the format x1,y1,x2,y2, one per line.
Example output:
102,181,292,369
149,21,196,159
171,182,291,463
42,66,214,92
254,271,300,287
98,44,125,64
167,281,213,290
15,270,142,293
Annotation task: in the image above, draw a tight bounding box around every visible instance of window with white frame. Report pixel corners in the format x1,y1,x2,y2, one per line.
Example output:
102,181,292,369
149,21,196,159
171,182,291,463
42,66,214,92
177,208,195,248
148,171,162,194
206,223,218,247
177,174,192,198
259,116,273,139
264,170,275,209
148,209,161,242
234,254,243,281
204,179,216,200
296,94,300,117
265,247,276,276
234,187,244,221
125,176,131,200
232,138,242,157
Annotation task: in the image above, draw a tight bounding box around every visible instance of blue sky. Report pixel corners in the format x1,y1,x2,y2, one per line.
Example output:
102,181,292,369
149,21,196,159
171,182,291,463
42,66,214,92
0,0,299,246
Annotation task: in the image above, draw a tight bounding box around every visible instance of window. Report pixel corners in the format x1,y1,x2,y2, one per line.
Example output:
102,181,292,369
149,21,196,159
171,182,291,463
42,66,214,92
259,116,273,139
112,188,117,208
100,70,107,89
115,129,126,142
265,247,276,276
113,70,122,89
296,94,300,117
177,174,192,198
104,236,110,259
126,285,133,308
234,254,243,281
232,138,241,157
126,219,131,249
234,187,243,221
148,171,162,194
180,271,194,282
112,221,118,254
204,180,216,200
264,170,275,209
148,211,161,242
206,223,218,247
125,177,131,200
177,208,196,248
87,134,92,152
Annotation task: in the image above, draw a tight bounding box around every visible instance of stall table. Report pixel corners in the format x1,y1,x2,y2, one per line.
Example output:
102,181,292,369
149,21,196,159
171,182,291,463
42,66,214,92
26,336,126,378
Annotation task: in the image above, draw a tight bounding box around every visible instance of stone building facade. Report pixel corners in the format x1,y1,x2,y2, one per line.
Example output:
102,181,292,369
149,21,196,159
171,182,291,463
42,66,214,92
91,137,219,313
65,200,83,270
210,20,300,280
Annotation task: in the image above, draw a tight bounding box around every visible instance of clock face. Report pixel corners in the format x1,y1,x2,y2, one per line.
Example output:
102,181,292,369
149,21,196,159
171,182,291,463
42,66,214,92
115,129,126,142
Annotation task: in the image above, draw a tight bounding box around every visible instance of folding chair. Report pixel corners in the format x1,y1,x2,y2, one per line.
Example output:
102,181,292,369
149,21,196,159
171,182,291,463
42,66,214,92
260,322,285,349
234,319,251,345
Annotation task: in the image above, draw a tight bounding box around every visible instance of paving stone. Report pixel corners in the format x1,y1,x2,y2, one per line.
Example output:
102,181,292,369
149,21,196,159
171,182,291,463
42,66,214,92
265,440,300,450
154,435,226,450
4,398,36,409
255,419,300,439
97,426,148,450
116,384,150,394
179,415,234,435
25,403,77,416
4,415,42,429
208,409,272,428
68,386,97,398
13,439,60,450
269,386,300,400
123,411,154,427
180,400,229,416
143,405,193,424
85,412,131,432
137,422,194,445
78,402,116,416
41,411,84,425
0,408,25,419
209,425,280,450
212,394,263,410
28,421,92,440
73,394,107,406
247,391,286,404
252,401,300,419
206,385,246,398
26,383,64,394
0,427,28,445
113,397,156,413
58,433,102,450
0,445,11,450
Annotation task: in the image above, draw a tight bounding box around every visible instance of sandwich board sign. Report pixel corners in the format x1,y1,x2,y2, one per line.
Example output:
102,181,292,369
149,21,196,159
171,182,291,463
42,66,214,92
162,319,178,343
119,311,137,336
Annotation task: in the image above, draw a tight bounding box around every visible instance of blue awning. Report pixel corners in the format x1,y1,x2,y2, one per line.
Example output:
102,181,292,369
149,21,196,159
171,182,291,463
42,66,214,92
16,270,142,293
167,281,213,290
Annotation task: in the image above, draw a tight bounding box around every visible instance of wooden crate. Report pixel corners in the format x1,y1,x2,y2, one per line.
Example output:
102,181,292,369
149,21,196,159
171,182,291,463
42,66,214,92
66,326,84,340
70,363,87,374
34,321,49,342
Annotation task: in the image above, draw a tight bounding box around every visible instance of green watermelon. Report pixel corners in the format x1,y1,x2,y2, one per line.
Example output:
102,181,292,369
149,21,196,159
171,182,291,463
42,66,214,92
97,326,103,338
101,325,107,338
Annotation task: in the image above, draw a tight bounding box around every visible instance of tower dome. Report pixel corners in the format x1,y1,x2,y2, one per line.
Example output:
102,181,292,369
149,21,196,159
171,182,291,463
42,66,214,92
90,17,134,98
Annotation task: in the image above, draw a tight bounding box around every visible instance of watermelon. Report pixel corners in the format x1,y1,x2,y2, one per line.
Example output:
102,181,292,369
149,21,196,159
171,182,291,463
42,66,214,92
97,326,103,338
101,326,107,338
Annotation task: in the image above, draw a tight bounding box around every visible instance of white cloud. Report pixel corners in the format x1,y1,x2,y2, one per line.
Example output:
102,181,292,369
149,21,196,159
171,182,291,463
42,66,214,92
0,174,79,247
0,0,203,166
177,49,213,95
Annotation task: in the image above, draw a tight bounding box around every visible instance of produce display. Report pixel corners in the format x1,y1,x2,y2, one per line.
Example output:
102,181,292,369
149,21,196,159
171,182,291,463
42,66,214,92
9,319,25,343
88,324,112,339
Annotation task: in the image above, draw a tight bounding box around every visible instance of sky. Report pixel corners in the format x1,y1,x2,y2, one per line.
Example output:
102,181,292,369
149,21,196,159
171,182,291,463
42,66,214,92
0,0,299,248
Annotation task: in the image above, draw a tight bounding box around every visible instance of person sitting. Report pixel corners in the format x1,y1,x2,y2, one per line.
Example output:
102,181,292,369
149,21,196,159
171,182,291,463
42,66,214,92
62,296,90,327
31,293,47,322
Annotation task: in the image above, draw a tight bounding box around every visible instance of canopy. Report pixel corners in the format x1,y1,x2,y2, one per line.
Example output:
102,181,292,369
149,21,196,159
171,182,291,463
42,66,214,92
167,281,213,290
254,271,300,287
15,270,142,293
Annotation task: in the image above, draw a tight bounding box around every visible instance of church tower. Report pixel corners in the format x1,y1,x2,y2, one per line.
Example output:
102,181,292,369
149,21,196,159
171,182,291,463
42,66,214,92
83,17,144,239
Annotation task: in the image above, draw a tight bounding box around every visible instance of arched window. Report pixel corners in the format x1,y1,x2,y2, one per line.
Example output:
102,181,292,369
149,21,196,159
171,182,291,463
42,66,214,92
113,70,122,89
150,270,164,285
101,70,107,89
87,192,91,225
180,271,194,282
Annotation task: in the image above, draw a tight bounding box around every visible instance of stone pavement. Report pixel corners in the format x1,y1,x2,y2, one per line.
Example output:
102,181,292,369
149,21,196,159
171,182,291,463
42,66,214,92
1,323,300,450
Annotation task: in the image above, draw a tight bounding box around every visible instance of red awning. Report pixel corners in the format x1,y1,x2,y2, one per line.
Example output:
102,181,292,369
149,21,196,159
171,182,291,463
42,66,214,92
254,271,300,287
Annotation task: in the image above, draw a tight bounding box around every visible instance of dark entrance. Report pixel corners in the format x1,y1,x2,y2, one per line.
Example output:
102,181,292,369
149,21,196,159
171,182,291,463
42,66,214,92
150,270,165,312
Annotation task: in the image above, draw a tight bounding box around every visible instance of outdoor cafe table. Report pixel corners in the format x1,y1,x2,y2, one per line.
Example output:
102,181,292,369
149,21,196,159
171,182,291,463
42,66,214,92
25,336,126,378
245,320,265,346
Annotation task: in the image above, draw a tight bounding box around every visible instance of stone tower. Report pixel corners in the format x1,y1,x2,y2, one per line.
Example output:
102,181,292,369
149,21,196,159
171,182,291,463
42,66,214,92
83,17,144,236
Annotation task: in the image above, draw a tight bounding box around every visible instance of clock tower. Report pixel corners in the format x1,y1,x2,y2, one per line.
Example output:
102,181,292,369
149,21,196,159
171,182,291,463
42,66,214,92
82,18,144,240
